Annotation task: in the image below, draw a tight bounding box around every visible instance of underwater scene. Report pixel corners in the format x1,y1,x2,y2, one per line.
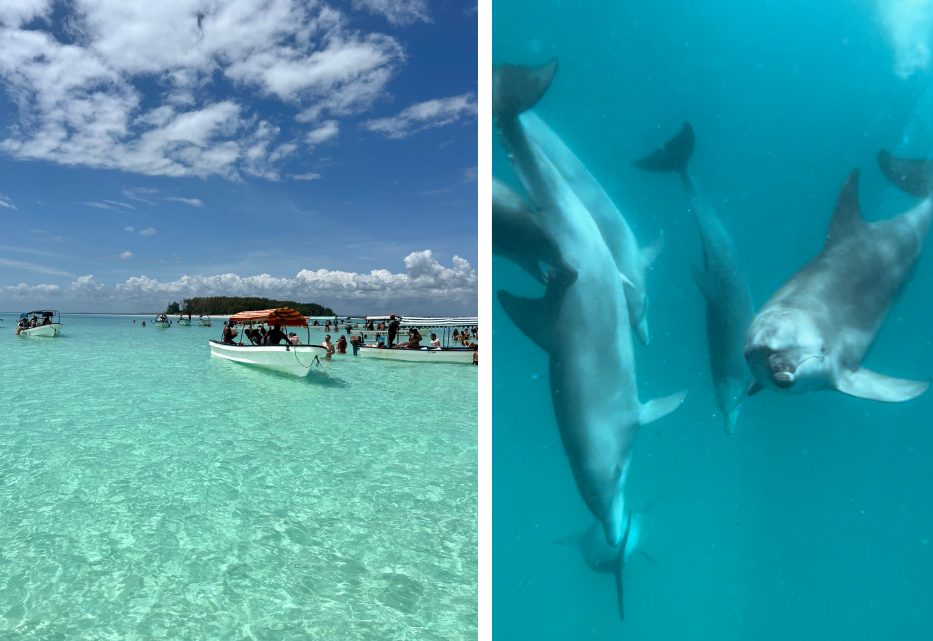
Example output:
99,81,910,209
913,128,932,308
493,1,933,639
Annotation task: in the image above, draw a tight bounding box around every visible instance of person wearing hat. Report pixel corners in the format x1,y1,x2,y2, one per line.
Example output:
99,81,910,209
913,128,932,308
387,314,400,348
322,334,335,358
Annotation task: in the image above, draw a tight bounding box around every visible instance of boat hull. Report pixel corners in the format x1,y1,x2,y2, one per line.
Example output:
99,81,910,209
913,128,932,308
359,345,475,364
210,341,328,376
154,322,170,328
18,323,62,337
178,320,191,326
199,321,212,326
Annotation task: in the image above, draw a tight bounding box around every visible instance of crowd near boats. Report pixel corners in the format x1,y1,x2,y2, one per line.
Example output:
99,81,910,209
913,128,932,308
5,307,478,377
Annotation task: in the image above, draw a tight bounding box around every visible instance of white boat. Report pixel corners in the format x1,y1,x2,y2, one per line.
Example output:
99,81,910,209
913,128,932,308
153,314,170,328
198,315,212,327
359,344,475,364
15,310,63,337
356,316,478,364
209,307,327,376
178,316,191,326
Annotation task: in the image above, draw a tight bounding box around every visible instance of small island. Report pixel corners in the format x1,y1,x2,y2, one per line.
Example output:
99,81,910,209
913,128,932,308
165,296,335,317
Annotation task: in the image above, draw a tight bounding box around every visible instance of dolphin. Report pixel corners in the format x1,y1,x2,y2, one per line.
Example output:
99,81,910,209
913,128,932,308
744,161,931,401
554,510,654,621
634,123,756,433
492,177,564,284
521,111,663,345
493,59,687,551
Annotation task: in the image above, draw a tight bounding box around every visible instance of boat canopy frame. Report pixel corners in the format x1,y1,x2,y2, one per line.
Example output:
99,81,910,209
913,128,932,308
227,307,310,345
20,310,60,324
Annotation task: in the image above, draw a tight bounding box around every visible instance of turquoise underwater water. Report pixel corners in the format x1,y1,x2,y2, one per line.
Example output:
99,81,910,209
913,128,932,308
494,0,933,639
0,314,477,639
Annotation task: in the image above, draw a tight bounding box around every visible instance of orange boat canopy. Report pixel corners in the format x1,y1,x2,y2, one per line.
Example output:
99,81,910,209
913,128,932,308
227,307,308,327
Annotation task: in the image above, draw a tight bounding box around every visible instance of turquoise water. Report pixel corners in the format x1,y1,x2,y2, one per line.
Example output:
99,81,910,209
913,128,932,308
494,1,933,639
0,314,477,639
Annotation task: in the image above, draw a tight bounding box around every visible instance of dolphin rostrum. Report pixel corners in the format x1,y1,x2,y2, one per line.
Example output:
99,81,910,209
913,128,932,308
521,111,663,345
492,177,565,284
493,59,687,551
744,160,931,401
554,510,654,621
634,123,756,433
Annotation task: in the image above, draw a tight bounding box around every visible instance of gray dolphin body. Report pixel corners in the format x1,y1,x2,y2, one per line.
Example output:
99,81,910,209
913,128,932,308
520,111,662,345
492,177,564,284
493,59,686,556
634,123,756,433
744,156,931,401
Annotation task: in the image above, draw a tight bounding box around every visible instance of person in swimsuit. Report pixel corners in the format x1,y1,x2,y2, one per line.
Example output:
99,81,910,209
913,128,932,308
430,333,440,347
322,335,335,358
336,335,347,353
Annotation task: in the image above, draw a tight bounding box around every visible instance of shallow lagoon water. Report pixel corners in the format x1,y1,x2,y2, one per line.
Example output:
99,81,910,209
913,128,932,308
0,314,477,639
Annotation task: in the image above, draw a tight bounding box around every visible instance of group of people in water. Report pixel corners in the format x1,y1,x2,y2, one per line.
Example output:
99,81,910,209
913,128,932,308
16,315,52,329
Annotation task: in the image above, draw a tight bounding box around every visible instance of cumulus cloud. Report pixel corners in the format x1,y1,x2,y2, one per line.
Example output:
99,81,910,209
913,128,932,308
0,0,405,181
118,251,133,259
1,250,477,313
305,121,340,146
0,193,17,209
165,197,203,207
350,0,431,26
363,93,477,138
139,228,157,236
288,172,323,180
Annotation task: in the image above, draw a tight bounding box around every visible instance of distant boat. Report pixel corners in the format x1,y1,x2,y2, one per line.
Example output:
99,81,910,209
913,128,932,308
15,310,63,337
198,315,212,327
153,314,170,328
178,314,192,326
209,307,327,376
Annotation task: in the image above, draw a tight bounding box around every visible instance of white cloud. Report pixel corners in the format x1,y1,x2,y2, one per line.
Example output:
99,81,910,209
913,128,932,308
288,172,322,181
124,226,135,232
118,251,133,259
1,250,477,312
350,0,431,26
363,93,477,138
463,166,477,182
0,193,16,210
305,120,340,146
139,228,157,236
165,197,203,207
85,202,118,210
0,1,405,181
123,188,159,204
104,200,134,209
0,257,73,277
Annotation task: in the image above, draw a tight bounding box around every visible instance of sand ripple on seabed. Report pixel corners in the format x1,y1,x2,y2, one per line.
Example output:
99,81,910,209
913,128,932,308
0,314,478,640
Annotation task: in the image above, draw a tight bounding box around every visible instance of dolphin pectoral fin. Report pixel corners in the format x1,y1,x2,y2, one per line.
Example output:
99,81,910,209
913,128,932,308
836,369,930,403
639,388,688,427
690,264,713,300
878,149,933,198
633,315,649,347
724,406,740,435
497,289,556,353
747,381,765,397
619,272,634,288
632,122,695,174
641,231,665,269
492,59,558,121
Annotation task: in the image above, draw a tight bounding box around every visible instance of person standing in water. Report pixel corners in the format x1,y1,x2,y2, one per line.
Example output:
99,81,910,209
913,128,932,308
387,314,400,348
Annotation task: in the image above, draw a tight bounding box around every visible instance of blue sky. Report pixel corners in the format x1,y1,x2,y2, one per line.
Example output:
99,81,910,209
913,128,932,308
0,0,477,315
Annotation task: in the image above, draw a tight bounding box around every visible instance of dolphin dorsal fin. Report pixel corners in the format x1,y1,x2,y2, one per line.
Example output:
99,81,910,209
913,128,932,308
825,170,864,249
878,150,933,198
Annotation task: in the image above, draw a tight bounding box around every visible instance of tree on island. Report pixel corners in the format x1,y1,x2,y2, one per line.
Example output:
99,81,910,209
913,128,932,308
166,296,335,317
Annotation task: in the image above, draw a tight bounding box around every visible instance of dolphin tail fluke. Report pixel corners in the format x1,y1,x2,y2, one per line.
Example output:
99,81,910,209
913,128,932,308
836,368,929,402
878,149,933,198
632,122,695,175
492,59,558,121
639,388,688,427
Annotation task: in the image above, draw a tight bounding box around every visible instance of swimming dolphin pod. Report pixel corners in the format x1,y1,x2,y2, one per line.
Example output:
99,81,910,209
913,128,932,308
744,155,932,401
493,59,687,620
634,123,757,434
521,111,662,345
